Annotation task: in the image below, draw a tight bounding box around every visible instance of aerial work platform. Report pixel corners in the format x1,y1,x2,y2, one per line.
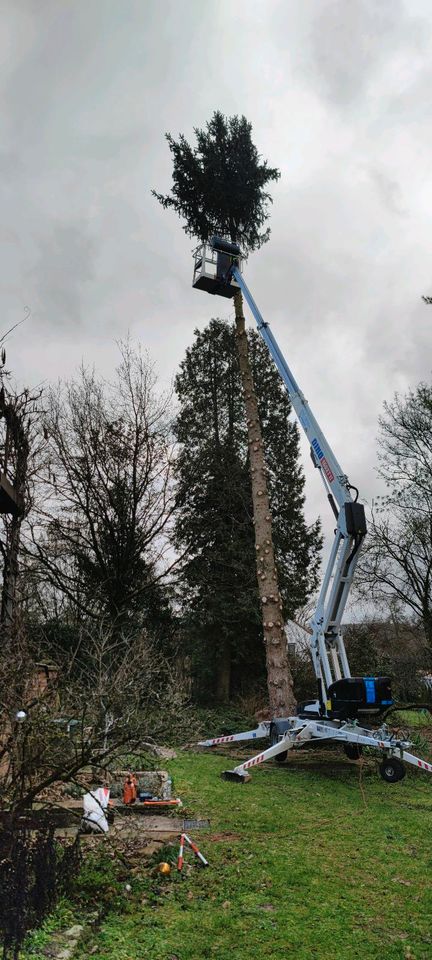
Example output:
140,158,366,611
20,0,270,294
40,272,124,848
192,236,242,298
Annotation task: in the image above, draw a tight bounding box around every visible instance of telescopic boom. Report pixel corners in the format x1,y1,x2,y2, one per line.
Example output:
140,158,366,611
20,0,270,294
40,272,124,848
228,258,367,708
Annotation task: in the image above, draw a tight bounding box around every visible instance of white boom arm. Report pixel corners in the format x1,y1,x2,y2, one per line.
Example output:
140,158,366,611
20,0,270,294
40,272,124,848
231,264,366,706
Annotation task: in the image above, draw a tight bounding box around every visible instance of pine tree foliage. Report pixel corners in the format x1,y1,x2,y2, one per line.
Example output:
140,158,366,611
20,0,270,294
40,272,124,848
174,320,321,698
153,112,280,251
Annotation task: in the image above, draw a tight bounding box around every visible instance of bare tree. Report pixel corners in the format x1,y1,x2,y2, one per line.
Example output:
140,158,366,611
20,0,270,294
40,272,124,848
26,341,177,630
358,383,432,657
0,621,190,822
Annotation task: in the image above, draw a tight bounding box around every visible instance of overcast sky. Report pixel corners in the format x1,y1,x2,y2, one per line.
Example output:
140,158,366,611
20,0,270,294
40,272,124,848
2,0,432,543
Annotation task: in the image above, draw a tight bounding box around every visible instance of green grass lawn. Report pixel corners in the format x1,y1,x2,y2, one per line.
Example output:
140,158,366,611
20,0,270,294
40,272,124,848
23,748,432,960
392,709,432,728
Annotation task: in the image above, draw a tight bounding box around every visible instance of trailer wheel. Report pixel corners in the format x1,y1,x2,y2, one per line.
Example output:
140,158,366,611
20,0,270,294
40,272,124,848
270,722,288,763
344,743,363,760
379,757,406,783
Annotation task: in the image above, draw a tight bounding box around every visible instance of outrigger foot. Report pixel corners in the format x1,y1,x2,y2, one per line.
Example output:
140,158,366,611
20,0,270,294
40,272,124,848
221,770,251,783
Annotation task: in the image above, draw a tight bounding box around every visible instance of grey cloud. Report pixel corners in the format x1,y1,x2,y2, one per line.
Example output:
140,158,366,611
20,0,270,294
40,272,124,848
0,151,24,179
278,0,428,109
31,223,95,328
309,0,403,104
366,168,406,217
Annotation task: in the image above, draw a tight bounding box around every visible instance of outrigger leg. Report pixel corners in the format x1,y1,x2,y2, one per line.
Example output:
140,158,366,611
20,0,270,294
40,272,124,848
198,721,270,748
222,722,312,782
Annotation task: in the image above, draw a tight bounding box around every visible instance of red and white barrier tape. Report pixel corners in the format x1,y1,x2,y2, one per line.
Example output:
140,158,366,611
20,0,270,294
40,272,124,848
177,833,185,872
183,833,209,867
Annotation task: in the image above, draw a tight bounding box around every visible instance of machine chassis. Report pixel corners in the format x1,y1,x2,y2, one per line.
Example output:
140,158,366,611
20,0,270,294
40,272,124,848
199,717,432,783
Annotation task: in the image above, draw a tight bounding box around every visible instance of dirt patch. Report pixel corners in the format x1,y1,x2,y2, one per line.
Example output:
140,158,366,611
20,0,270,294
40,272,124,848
76,815,210,867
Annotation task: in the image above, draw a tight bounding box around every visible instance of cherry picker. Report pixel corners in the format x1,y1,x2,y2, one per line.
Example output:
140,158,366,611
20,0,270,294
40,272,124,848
192,236,432,785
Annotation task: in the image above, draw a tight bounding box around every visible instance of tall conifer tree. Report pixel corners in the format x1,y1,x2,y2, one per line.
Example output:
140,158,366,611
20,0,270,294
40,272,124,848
155,112,307,714
174,320,321,702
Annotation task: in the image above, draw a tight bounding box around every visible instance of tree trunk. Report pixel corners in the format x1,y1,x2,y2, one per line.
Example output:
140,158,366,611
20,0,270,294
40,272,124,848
1,514,23,628
234,290,296,717
421,607,432,666
1,418,28,633
216,634,231,704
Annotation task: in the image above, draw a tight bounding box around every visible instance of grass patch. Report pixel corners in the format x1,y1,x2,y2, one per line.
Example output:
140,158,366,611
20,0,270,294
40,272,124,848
391,709,432,728
23,746,430,960
19,899,78,959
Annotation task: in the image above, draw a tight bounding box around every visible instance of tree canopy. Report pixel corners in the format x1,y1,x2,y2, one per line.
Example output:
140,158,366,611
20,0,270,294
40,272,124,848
153,111,280,252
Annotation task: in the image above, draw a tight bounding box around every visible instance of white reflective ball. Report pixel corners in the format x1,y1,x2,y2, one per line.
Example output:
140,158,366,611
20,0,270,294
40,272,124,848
15,710,27,723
